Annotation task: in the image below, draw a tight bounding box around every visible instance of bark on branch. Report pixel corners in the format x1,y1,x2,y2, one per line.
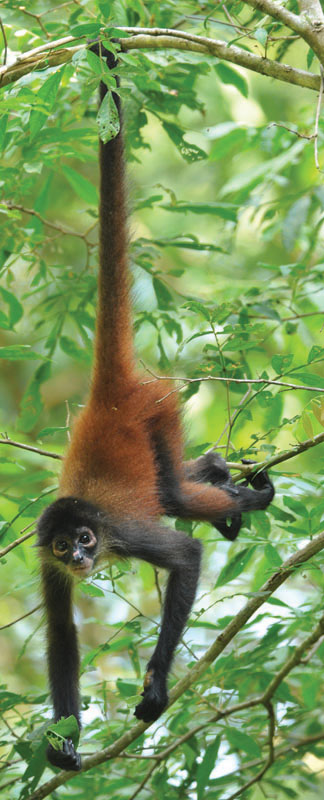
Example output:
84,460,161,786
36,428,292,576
0,27,320,92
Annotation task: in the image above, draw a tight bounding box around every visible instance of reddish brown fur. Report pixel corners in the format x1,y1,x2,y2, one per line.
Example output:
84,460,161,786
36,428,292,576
59,376,235,520
58,74,238,526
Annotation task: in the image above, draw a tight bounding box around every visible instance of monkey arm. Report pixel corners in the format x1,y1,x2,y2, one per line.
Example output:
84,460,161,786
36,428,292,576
41,563,81,771
110,521,202,722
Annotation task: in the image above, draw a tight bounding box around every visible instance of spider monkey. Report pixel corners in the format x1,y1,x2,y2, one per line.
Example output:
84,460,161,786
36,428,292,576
37,45,274,772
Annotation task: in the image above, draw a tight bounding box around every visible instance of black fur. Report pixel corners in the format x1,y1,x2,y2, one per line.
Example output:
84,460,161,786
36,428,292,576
37,497,103,547
110,520,202,721
152,438,273,541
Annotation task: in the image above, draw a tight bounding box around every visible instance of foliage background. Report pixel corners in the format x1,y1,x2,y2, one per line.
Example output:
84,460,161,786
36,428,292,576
0,1,324,798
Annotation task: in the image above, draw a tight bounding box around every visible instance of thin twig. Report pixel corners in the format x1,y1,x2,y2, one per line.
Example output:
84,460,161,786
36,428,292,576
129,761,158,800
1,202,90,240
0,604,42,630
0,529,36,558
268,121,315,140
153,568,162,605
141,366,324,395
0,436,62,460
17,6,50,38
65,400,71,443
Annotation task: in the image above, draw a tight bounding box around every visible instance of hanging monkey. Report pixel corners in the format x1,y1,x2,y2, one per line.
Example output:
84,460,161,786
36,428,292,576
37,46,274,771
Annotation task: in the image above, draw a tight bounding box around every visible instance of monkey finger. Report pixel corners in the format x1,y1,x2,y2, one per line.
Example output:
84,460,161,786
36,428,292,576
47,739,82,771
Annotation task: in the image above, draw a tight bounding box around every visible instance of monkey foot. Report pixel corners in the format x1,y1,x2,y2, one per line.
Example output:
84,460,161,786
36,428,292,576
47,738,81,771
134,670,168,723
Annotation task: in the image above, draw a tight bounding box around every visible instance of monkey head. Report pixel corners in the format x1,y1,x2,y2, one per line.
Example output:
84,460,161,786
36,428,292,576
37,497,104,578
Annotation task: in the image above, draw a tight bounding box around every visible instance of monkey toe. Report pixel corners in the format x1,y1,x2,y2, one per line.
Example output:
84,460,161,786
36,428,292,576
134,683,168,723
47,738,81,771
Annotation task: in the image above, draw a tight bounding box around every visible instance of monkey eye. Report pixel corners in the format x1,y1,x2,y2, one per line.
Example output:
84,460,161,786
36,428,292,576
79,532,90,545
53,539,68,556
77,527,96,547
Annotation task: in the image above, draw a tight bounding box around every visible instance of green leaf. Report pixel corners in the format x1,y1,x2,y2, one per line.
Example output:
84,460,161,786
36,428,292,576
80,583,105,597
22,740,47,784
226,727,261,758
215,63,248,97
293,372,324,389
271,354,293,374
30,69,64,140
282,196,311,251
97,90,120,144
46,715,80,750
302,411,314,438
308,346,324,363
116,679,139,698
196,736,221,800
63,165,98,206
0,287,23,329
38,426,68,438
307,48,315,69
161,201,237,221
215,547,256,588
254,28,268,48
162,121,207,163
264,543,282,567
0,346,44,360
86,49,109,76
18,362,51,432
71,22,101,36
153,278,173,309
0,114,8,151
60,335,91,364
221,140,305,195
283,496,309,517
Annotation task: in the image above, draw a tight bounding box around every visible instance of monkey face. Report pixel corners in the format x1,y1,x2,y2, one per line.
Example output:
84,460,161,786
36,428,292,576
52,527,98,577
37,497,103,578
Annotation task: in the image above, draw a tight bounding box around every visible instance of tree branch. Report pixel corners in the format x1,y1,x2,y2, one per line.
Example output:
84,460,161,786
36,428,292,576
27,529,324,800
2,426,324,482
231,429,324,481
1,202,90,240
243,0,310,37
0,28,320,92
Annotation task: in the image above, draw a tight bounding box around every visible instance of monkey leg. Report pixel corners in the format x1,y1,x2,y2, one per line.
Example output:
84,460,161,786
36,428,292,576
183,452,243,539
110,521,202,722
41,563,82,771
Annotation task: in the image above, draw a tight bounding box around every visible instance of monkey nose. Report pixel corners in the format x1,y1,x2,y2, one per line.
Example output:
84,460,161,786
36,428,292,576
72,551,84,564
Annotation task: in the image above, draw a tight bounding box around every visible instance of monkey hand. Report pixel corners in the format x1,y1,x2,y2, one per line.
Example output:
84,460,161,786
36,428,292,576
134,669,168,723
47,738,81,771
241,459,275,503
